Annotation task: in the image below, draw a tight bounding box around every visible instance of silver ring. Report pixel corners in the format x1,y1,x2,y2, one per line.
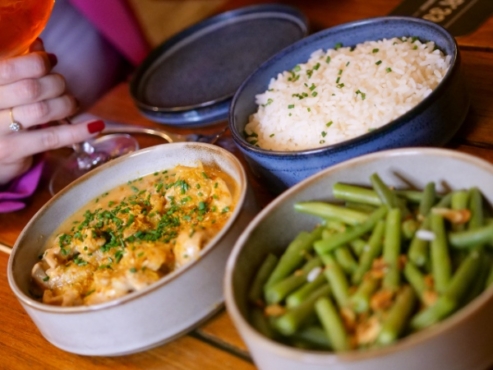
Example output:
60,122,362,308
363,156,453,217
9,108,22,132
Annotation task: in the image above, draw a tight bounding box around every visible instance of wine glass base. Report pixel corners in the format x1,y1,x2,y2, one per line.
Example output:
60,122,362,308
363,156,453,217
49,134,139,196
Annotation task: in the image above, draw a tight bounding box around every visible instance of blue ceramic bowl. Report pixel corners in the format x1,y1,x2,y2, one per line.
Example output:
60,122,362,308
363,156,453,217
229,16,469,194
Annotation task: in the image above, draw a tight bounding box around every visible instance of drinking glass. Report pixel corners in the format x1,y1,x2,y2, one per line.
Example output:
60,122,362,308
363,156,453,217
0,0,139,194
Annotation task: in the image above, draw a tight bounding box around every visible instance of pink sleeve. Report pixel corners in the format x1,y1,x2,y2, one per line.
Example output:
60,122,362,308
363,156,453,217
69,0,150,66
0,158,44,213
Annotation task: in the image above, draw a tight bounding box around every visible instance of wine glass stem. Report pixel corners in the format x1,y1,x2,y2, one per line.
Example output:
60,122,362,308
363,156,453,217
64,118,109,171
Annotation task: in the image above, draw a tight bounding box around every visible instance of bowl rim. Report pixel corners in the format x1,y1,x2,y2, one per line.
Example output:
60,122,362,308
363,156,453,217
224,147,493,362
8,142,249,314
228,15,459,156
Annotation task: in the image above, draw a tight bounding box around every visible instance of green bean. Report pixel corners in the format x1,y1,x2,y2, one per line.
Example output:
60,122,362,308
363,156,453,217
291,325,332,350
250,307,276,339
419,182,436,219
403,262,428,305
383,208,402,291
350,276,379,313
434,192,452,208
295,202,369,226
315,297,351,352
286,272,327,308
345,202,377,214
430,213,452,294
248,253,279,305
410,297,454,330
462,251,489,306
451,190,470,232
352,220,385,285
411,249,481,330
349,238,367,257
321,253,350,307
334,246,358,275
402,218,419,240
468,187,484,231
377,285,417,345
275,284,331,336
408,217,431,267
265,257,322,305
370,173,397,208
395,189,425,204
314,206,387,254
324,220,347,233
265,226,323,289
332,182,381,206
448,223,493,249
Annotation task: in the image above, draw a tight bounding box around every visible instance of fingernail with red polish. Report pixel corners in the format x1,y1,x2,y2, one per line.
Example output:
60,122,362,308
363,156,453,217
47,53,58,67
87,120,105,134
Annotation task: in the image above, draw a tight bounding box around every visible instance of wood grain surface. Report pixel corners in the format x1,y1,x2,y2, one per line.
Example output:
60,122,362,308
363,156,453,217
0,0,492,369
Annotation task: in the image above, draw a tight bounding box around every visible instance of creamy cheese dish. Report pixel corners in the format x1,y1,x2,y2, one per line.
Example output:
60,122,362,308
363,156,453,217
31,163,237,306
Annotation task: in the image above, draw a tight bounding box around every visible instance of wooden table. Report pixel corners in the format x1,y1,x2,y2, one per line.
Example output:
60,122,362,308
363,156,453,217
1,0,493,369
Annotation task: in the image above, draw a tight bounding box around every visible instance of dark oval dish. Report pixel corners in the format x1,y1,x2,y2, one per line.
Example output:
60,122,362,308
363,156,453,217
229,16,469,193
130,4,308,128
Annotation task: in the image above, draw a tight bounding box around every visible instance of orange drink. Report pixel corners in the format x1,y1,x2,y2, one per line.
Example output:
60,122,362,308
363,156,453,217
0,0,55,58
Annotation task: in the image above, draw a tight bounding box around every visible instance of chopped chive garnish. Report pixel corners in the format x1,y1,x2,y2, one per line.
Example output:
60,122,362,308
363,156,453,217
313,62,320,70
375,60,382,65
326,56,331,63
386,67,392,73
372,48,379,53
334,42,342,50
288,104,295,109
269,133,275,137
355,89,366,100
293,65,301,72
326,121,333,127
321,131,327,137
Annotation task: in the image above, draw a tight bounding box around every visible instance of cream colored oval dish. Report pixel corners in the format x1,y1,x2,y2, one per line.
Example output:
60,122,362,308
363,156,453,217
8,142,258,356
225,147,493,370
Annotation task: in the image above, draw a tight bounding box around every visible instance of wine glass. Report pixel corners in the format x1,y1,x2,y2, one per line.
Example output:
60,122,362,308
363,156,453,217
48,118,139,195
0,0,55,58
0,0,140,195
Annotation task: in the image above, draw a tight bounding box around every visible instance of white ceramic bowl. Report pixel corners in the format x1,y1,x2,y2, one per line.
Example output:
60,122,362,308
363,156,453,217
8,142,258,356
225,148,493,370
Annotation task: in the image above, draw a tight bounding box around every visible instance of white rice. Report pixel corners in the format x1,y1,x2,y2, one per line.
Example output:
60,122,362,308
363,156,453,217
244,37,451,151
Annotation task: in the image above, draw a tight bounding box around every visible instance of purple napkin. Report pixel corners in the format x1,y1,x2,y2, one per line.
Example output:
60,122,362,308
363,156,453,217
0,158,44,213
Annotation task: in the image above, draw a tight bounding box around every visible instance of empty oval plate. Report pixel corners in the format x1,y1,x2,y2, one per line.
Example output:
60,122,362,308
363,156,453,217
130,4,309,127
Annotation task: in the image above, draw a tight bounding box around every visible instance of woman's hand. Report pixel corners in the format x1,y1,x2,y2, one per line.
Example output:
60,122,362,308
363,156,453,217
0,39,105,185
